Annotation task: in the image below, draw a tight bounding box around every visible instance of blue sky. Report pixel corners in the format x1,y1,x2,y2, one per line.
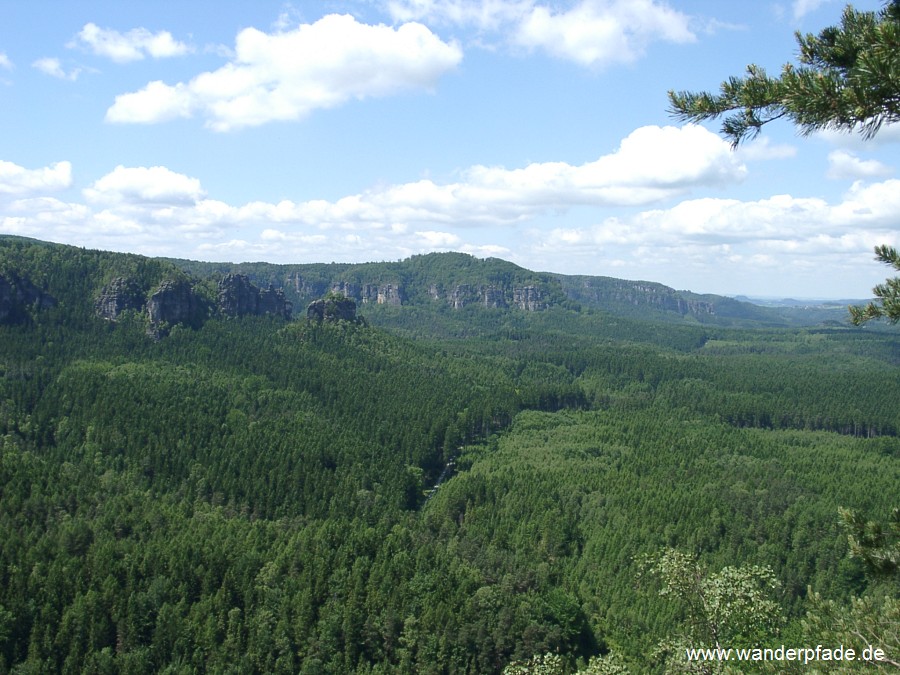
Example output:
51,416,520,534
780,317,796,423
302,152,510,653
1,0,897,297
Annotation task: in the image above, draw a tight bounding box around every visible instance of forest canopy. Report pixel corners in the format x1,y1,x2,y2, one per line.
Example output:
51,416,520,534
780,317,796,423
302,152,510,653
0,236,897,672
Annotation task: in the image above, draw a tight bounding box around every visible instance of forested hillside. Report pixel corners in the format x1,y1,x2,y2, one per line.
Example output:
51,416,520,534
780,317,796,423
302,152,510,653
0,237,897,673
167,249,854,328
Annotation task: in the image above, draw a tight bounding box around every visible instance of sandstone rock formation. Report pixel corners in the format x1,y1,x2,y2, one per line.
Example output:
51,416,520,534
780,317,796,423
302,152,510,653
0,273,57,324
306,294,357,323
482,286,508,309
147,279,205,336
575,278,715,316
327,282,405,306
218,273,292,320
258,285,292,319
447,284,477,310
513,286,547,311
376,284,403,306
286,272,328,299
95,277,143,321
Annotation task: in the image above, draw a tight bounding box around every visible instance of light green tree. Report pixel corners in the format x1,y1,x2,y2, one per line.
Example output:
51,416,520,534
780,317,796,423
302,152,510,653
639,549,783,674
503,652,633,675
503,652,567,675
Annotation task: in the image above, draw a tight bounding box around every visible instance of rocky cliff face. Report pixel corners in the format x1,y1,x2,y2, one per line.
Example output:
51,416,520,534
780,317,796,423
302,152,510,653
328,282,405,306
239,255,561,314
423,283,545,310
575,279,714,315
331,281,360,301
482,286,508,309
440,284,510,309
258,285,292,318
218,273,258,317
446,284,476,309
307,295,358,322
95,277,143,321
0,273,57,324
286,273,328,301
376,284,403,306
512,286,547,311
218,273,292,320
147,280,206,335
95,273,292,336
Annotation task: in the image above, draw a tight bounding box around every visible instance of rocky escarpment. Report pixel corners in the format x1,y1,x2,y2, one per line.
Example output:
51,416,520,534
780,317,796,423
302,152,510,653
147,279,207,336
0,273,57,324
175,253,562,314
169,252,567,315
429,284,547,311
218,273,292,320
328,279,549,311
567,278,715,316
95,277,144,321
447,284,478,310
96,273,293,336
286,272,329,299
483,286,508,309
444,284,509,309
330,282,404,306
512,286,548,311
307,294,358,323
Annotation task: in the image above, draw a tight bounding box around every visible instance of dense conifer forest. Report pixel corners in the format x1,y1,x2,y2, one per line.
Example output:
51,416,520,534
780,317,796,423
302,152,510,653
0,236,897,673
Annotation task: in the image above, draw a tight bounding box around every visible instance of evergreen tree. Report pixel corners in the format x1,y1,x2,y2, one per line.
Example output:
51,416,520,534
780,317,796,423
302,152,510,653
839,506,900,577
848,245,900,325
668,1,900,146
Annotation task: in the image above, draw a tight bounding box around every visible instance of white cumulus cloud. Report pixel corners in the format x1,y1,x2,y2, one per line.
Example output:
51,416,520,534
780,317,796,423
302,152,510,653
830,179,900,225
84,166,206,205
515,0,695,67
816,121,900,148
75,23,192,62
826,150,893,180
105,81,195,124
106,14,462,131
0,53,12,70
415,230,462,247
32,57,81,80
735,137,797,161
386,0,697,67
0,126,739,261
0,160,72,194
204,124,742,229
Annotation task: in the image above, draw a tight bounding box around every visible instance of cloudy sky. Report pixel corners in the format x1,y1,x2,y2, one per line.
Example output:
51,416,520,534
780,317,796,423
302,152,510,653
1,0,897,297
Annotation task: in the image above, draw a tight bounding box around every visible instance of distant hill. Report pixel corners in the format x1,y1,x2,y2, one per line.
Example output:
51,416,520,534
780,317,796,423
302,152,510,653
164,251,567,313
0,236,860,328
166,250,853,327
